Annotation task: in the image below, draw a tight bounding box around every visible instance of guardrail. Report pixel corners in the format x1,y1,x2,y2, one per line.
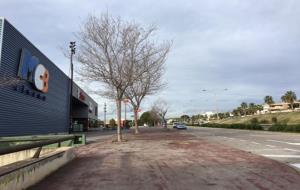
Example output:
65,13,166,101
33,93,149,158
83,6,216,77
0,135,80,158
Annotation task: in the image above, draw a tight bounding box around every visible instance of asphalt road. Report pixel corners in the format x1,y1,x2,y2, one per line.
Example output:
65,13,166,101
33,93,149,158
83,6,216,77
184,126,300,170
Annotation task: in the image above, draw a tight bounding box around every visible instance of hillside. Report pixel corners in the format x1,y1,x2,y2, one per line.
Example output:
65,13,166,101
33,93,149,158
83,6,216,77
214,112,300,125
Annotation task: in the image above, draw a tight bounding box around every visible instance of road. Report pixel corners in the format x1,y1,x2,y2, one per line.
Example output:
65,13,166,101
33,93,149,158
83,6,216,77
185,126,300,169
30,128,300,190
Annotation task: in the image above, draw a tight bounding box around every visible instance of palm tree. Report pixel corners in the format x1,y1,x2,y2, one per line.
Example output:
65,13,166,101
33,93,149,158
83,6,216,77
240,102,248,115
282,91,297,110
237,106,244,116
241,102,248,109
180,115,190,123
281,95,286,102
232,109,239,116
264,96,274,105
256,105,263,114
248,103,256,115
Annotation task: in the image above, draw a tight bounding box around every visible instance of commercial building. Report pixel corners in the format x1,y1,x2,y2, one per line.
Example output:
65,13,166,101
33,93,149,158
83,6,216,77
72,83,98,131
0,18,98,136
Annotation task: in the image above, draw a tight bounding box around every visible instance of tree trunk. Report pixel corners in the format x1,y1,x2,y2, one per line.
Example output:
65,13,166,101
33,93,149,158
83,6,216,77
116,99,122,142
134,107,139,134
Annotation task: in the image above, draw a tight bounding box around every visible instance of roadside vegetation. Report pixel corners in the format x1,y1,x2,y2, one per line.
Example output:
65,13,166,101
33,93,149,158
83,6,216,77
196,123,263,130
189,122,300,133
186,113,300,133
169,90,300,133
215,112,300,125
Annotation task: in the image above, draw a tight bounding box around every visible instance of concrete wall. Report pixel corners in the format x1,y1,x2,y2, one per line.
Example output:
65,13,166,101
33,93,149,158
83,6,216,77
0,147,75,190
0,148,57,167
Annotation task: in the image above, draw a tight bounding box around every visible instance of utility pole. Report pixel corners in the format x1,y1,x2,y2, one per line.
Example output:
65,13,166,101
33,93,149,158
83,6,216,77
69,41,76,133
104,103,107,128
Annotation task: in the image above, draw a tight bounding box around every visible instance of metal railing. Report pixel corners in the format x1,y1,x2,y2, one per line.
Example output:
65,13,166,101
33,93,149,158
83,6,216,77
0,135,79,158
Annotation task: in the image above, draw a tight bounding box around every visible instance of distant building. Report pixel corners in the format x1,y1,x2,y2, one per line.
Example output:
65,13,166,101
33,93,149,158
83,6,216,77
262,104,270,114
202,112,214,120
262,101,300,113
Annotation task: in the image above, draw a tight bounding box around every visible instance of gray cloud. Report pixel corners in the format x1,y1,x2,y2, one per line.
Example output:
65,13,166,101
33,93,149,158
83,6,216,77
1,0,300,118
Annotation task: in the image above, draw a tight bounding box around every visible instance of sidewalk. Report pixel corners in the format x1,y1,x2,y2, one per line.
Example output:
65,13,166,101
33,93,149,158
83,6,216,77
29,128,300,190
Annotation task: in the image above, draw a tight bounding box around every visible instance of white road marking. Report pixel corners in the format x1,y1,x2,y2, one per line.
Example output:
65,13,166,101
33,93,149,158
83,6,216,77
287,143,300,145
284,148,300,153
262,155,300,158
290,163,300,169
267,140,300,145
267,140,289,143
250,135,265,137
266,145,277,148
248,149,285,151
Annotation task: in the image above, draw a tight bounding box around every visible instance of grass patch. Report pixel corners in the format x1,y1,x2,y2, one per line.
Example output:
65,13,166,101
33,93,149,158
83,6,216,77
215,112,300,125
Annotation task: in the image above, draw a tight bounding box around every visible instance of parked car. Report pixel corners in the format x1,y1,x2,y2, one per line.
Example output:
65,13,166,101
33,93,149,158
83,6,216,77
173,123,187,130
172,122,179,128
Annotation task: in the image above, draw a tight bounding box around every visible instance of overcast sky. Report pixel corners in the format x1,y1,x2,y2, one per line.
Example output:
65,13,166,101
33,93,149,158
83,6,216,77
1,0,300,118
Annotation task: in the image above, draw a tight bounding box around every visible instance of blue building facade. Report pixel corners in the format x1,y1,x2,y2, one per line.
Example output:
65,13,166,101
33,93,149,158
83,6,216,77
0,18,97,136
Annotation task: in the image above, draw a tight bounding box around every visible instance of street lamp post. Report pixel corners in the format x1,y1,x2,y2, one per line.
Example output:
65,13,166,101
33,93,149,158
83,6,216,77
69,41,76,133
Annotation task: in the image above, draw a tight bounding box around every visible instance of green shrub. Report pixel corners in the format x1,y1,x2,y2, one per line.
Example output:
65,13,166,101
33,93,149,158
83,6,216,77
260,119,269,124
294,125,300,132
109,119,117,127
200,123,262,130
268,124,300,132
271,117,278,124
250,118,259,124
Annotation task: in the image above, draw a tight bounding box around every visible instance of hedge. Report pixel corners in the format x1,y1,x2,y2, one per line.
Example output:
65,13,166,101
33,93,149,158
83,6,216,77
268,124,300,132
197,123,263,130
193,123,300,132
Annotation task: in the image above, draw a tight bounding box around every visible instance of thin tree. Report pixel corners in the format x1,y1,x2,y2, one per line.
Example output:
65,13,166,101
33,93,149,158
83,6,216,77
281,91,297,110
151,99,168,127
124,38,170,134
75,14,153,142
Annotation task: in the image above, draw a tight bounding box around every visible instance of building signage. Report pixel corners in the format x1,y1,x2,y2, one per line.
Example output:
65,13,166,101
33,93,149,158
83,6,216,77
14,85,46,101
79,91,85,101
18,48,49,93
89,102,93,113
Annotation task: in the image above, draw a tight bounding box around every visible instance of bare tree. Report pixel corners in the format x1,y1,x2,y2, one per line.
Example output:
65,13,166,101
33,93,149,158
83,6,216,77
75,14,165,141
124,39,170,134
151,99,168,127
